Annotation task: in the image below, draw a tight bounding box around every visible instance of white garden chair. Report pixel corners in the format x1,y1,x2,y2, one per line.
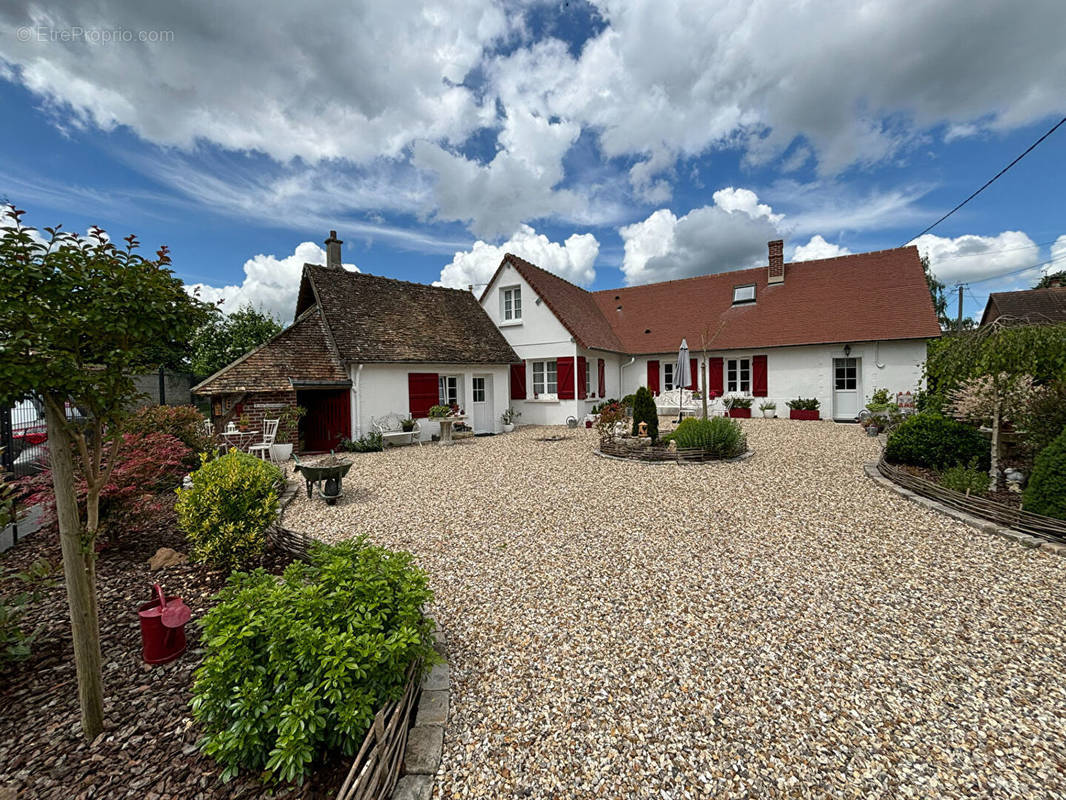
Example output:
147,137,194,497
248,418,279,462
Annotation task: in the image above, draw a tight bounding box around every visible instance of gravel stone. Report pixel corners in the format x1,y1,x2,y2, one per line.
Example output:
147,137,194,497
284,422,1066,799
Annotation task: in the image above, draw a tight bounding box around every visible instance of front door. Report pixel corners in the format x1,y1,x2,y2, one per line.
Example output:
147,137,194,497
832,357,860,420
471,375,493,433
297,389,351,452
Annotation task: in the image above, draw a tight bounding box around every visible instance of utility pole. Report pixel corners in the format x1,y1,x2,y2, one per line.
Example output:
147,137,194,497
956,285,964,331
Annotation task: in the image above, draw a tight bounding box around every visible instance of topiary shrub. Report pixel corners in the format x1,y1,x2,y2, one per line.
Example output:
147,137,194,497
191,539,437,784
662,416,747,458
884,413,989,470
631,386,658,441
1023,427,1066,520
175,451,281,571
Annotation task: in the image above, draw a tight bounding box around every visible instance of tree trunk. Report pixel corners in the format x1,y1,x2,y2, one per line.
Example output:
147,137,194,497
701,362,708,420
989,404,1001,493
45,399,105,739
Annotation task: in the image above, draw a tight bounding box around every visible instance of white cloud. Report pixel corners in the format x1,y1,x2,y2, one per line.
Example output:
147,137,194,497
912,231,1040,285
791,235,850,261
186,241,358,321
1050,235,1066,269
436,224,599,289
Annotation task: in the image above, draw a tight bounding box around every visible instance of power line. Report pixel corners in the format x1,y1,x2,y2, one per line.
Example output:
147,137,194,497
904,115,1066,244
961,251,1066,286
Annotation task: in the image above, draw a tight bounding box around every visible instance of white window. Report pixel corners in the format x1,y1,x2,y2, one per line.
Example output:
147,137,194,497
502,286,522,321
732,284,756,304
663,362,675,391
532,360,557,397
727,358,751,393
439,375,459,407
835,358,857,391
472,377,486,403
585,359,592,397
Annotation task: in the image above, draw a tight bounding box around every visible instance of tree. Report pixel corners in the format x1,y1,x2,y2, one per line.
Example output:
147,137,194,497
631,386,658,441
190,303,283,378
1034,270,1066,289
0,206,211,738
921,255,950,328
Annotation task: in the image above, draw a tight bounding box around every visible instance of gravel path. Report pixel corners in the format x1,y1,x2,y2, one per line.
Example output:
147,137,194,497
285,421,1066,799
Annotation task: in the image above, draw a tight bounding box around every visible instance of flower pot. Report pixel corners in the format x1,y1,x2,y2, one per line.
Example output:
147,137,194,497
761,410,775,418
789,409,820,420
865,426,879,436
502,423,514,433
401,424,414,433
727,407,751,418
271,443,293,462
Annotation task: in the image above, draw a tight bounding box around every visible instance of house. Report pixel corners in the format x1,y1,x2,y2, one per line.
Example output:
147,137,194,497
480,240,941,422
192,232,518,449
979,285,1066,327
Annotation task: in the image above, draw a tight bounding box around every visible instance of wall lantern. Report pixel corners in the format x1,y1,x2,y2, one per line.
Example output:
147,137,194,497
843,344,851,357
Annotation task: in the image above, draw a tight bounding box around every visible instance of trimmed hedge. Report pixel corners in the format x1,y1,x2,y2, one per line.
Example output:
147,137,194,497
884,413,989,471
631,386,659,442
1023,427,1066,520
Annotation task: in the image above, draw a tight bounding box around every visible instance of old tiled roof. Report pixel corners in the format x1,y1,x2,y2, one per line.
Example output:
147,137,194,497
491,246,940,354
980,286,1066,326
298,265,519,364
192,307,349,395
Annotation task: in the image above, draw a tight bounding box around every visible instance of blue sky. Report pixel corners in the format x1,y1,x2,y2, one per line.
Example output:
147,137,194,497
2,0,1065,323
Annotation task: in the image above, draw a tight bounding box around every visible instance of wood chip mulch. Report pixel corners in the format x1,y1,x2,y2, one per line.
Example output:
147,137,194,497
0,506,347,800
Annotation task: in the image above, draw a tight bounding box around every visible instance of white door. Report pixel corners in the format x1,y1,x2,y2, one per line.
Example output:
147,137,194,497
833,357,860,419
471,375,493,433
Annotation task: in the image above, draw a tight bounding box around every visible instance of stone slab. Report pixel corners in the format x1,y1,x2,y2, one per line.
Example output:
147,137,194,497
392,774,434,800
415,690,448,727
422,662,449,691
403,726,443,775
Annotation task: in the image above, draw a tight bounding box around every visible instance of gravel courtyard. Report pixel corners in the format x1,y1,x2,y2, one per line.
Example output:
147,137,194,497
285,421,1066,799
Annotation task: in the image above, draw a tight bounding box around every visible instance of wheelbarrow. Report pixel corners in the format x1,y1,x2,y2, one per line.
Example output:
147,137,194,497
293,452,352,505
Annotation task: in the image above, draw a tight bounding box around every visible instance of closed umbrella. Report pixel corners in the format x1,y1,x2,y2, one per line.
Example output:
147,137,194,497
674,339,691,422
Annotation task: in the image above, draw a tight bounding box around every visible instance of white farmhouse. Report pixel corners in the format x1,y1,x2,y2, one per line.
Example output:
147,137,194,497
480,240,941,423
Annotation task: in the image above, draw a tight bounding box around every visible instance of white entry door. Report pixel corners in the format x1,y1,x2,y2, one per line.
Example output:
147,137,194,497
833,357,860,419
471,375,493,433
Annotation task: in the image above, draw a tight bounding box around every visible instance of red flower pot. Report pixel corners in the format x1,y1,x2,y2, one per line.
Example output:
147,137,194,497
789,409,820,420
727,407,752,418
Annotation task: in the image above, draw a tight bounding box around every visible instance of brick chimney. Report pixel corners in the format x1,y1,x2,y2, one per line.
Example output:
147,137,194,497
767,239,784,284
324,230,343,270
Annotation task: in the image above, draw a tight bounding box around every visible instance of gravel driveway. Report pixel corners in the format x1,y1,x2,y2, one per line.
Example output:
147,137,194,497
285,421,1066,799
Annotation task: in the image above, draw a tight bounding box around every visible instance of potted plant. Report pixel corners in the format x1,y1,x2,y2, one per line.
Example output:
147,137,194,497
724,395,753,418
428,405,452,419
501,407,520,432
270,405,306,462
237,413,251,432
401,417,415,432
758,400,776,418
787,397,821,420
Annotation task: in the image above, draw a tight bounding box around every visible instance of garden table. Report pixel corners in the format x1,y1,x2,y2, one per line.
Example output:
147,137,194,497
437,415,466,446
221,429,258,453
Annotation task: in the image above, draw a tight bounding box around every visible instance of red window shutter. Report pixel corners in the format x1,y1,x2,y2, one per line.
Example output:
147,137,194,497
597,358,606,397
688,357,698,390
510,361,526,400
708,357,724,397
647,360,660,396
557,357,575,399
752,355,768,397
577,356,587,399
408,372,439,418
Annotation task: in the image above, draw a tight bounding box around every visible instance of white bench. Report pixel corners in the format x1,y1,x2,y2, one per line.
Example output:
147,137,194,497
371,413,422,447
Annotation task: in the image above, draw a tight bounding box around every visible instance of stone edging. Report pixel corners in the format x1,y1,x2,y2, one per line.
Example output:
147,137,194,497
593,448,755,465
864,462,1066,557
392,621,450,800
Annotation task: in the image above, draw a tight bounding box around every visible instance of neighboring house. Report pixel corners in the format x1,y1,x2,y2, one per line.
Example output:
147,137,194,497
480,240,941,423
193,232,518,449
979,285,1066,327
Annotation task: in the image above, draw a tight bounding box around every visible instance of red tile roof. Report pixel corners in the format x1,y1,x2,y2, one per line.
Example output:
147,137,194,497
980,286,1066,326
494,246,941,354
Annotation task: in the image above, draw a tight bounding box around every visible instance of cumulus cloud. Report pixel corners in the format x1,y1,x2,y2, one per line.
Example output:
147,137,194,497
912,231,1041,285
186,241,358,321
791,235,851,261
436,224,599,290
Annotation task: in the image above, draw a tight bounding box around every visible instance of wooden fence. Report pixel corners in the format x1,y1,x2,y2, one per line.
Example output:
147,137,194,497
877,457,1066,543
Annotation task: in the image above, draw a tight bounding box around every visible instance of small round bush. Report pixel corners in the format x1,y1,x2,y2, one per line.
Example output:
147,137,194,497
631,386,659,441
176,451,282,570
664,416,747,459
884,413,988,470
191,539,437,784
938,459,988,496
1023,427,1066,520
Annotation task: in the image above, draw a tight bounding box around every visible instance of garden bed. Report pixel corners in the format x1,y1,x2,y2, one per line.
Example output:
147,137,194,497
597,438,753,463
0,510,348,799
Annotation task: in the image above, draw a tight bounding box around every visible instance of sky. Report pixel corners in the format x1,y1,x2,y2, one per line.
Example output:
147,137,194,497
1,0,1065,324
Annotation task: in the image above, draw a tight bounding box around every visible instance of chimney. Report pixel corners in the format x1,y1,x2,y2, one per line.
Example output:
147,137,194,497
324,230,343,270
767,239,784,284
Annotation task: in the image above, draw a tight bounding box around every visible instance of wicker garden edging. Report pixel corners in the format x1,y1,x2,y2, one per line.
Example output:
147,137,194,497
866,459,1066,555
595,441,754,464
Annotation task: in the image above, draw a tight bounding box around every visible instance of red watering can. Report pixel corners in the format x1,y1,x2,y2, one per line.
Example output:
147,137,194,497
137,583,191,664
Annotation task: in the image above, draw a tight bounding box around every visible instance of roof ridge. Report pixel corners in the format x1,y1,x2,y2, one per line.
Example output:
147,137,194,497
504,252,594,295
304,263,474,294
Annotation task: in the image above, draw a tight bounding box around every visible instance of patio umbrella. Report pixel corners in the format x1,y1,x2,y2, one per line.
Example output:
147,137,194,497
674,339,691,422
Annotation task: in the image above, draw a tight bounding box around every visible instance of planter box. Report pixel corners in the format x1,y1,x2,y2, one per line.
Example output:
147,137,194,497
789,409,820,420
727,408,752,418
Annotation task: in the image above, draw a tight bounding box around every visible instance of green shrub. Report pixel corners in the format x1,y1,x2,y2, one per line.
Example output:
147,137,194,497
191,539,437,784
1,558,58,666
1024,381,1066,457
620,394,635,409
868,387,893,407
338,432,383,453
631,386,658,441
939,458,988,496
724,395,753,409
175,451,281,571
884,413,989,471
427,405,452,418
1023,427,1066,520
663,416,747,458
786,397,821,411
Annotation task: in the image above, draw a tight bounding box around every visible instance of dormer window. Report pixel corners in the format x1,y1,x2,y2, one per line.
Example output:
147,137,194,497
502,285,522,322
732,284,756,304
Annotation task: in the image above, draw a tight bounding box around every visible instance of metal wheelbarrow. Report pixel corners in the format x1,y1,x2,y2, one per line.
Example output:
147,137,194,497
293,452,352,505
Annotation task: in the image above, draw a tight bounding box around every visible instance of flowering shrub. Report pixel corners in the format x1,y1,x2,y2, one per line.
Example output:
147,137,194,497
175,451,281,571
947,373,1035,426
595,401,626,442
191,539,436,784
124,404,213,459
